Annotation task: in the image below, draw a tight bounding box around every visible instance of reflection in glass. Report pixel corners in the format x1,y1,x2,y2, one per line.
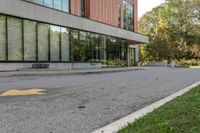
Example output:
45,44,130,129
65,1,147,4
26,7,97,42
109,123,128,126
7,17,23,61
50,25,60,61
70,29,79,61
54,0,62,10
61,27,70,61
91,33,100,61
44,0,53,7
38,23,49,61
0,15,6,61
123,0,134,31
24,20,37,61
62,0,70,12
36,0,44,5
99,35,106,63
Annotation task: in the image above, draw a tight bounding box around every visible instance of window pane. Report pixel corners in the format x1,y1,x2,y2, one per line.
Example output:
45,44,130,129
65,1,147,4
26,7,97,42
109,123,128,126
85,32,92,61
24,20,37,61
62,0,69,12
99,35,106,63
70,29,79,61
0,15,6,61
38,23,49,61
91,33,100,61
123,0,134,31
61,27,70,61
50,25,60,61
44,0,53,7
54,0,62,10
35,0,44,5
7,17,23,61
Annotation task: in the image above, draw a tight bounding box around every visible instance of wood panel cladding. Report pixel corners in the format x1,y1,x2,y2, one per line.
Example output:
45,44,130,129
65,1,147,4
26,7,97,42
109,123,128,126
87,0,119,27
69,0,138,32
70,0,81,16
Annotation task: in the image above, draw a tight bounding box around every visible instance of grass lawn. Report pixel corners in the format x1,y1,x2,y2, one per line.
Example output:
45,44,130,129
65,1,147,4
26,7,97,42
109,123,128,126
118,85,200,133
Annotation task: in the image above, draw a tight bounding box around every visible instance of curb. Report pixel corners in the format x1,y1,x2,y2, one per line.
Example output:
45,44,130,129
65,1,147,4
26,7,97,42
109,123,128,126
92,81,200,133
0,68,144,78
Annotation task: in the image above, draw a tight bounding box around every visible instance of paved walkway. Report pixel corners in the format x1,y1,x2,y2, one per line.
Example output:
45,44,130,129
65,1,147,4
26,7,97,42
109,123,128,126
0,67,143,78
0,67,199,133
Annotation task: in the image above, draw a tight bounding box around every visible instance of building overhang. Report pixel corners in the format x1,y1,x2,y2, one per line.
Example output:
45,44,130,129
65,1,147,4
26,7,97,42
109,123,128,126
0,0,149,44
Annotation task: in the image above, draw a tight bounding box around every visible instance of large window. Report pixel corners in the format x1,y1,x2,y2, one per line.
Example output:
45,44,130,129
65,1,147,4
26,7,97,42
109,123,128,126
81,0,86,17
24,20,37,61
123,0,134,31
61,27,70,61
7,17,23,61
70,29,79,61
91,33,100,61
32,0,70,13
50,25,60,61
0,14,128,66
0,15,6,61
62,0,70,12
36,0,44,5
118,0,121,27
99,35,106,63
54,0,62,10
106,37,127,66
38,23,49,61
44,0,53,7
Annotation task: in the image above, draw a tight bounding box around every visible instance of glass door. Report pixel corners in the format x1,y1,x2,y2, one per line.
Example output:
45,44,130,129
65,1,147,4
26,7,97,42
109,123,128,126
129,48,135,66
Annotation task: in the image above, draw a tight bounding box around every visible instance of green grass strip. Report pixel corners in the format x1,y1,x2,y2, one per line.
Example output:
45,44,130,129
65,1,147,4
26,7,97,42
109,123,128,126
118,85,200,133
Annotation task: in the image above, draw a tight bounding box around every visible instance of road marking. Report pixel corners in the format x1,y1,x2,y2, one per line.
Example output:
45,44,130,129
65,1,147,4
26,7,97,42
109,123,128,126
0,88,46,97
92,81,200,133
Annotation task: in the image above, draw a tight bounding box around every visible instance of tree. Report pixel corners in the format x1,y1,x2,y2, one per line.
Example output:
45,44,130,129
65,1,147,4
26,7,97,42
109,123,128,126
139,0,200,63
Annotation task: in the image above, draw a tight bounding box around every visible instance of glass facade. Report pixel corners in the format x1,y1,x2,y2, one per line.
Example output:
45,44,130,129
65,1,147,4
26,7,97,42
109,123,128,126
61,27,70,61
0,14,127,66
7,17,23,61
123,0,134,31
50,25,60,61
24,20,37,61
38,23,49,61
26,0,70,13
0,15,6,61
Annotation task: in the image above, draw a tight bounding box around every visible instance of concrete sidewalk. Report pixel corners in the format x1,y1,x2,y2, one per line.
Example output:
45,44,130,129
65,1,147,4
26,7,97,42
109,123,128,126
0,67,144,78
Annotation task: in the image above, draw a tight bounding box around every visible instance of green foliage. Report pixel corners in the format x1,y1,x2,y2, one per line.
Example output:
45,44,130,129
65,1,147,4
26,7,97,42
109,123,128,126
118,86,200,133
176,59,200,66
139,0,200,63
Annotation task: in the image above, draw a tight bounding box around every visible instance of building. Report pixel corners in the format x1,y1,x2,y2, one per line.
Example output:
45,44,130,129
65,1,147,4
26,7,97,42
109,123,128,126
0,0,148,71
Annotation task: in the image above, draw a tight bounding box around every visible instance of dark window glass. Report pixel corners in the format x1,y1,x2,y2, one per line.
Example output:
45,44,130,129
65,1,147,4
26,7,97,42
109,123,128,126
118,0,121,27
91,33,100,61
0,15,6,61
79,31,89,61
70,29,79,61
38,23,49,61
24,20,37,61
50,25,60,61
99,35,106,63
61,27,70,61
85,33,92,61
7,17,23,61
81,0,86,17
123,0,134,31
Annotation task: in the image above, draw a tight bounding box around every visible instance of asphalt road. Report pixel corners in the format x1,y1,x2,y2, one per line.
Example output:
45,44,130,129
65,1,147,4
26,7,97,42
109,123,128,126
0,67,199,133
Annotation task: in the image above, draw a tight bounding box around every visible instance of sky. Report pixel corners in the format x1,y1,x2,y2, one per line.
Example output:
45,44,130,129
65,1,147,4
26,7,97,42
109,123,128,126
138,0,165,18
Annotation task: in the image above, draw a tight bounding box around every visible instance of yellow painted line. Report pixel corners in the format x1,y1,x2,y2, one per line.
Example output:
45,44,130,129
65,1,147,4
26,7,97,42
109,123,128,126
0,88,46,97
